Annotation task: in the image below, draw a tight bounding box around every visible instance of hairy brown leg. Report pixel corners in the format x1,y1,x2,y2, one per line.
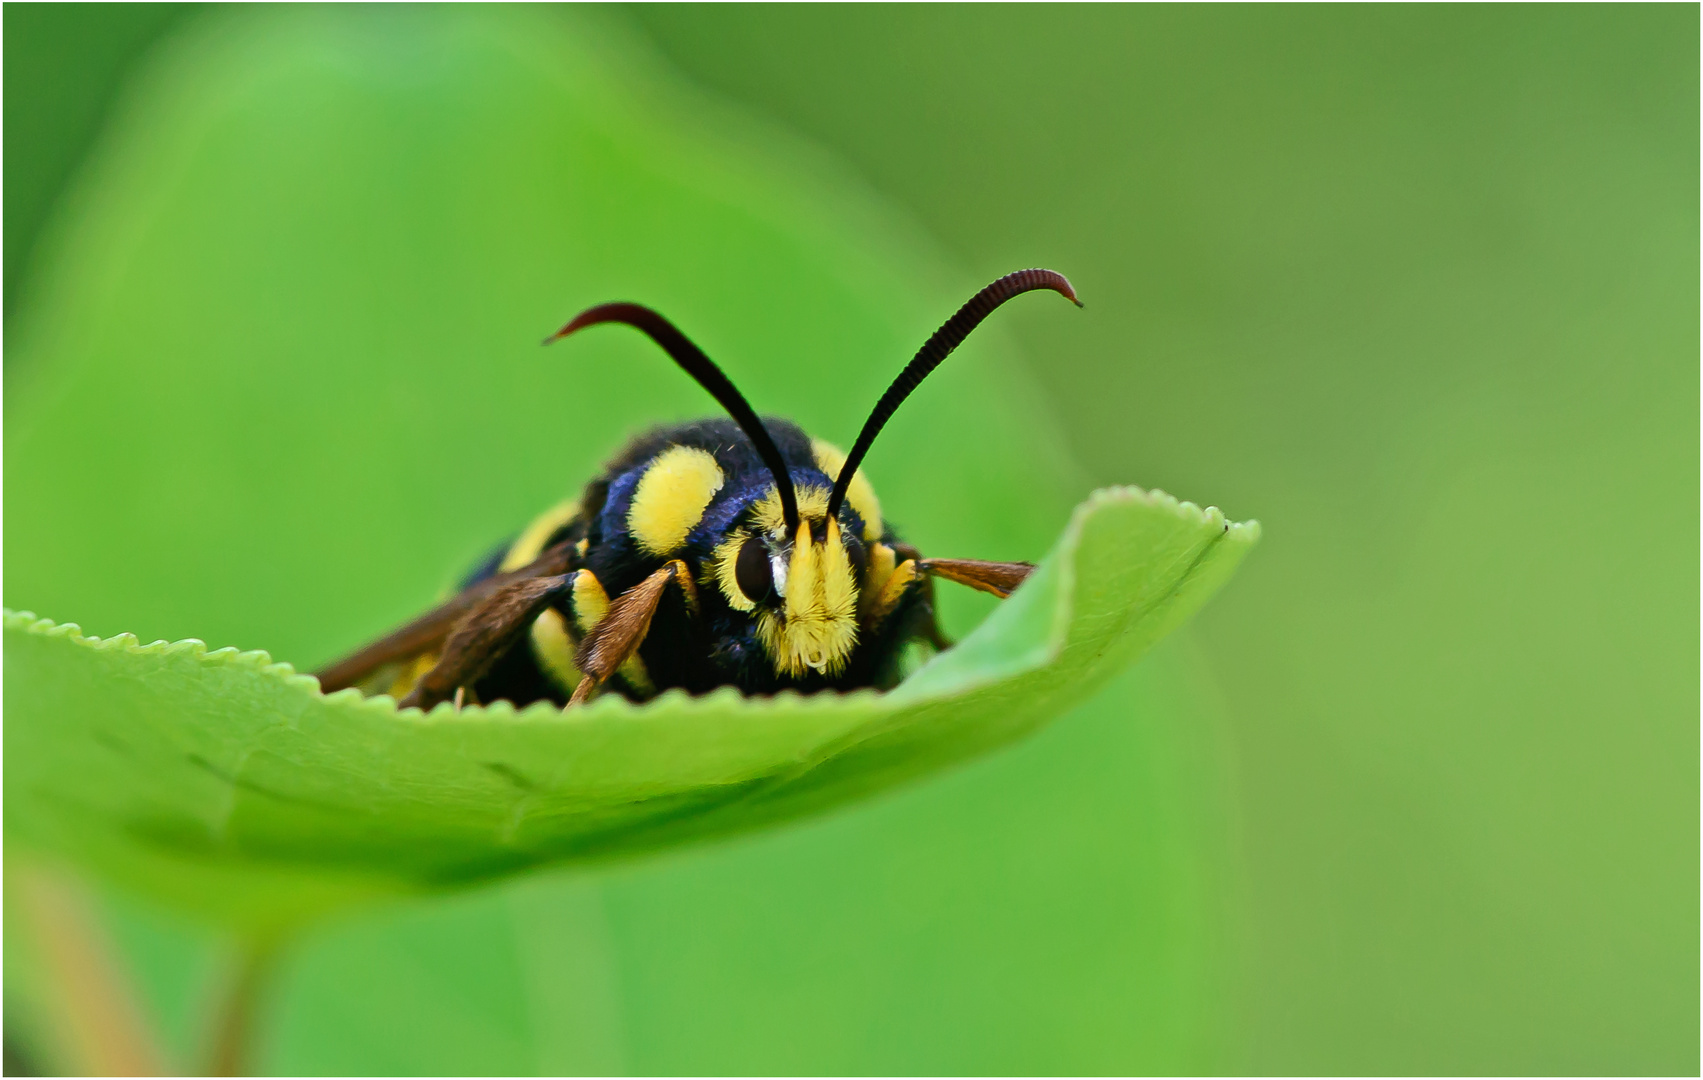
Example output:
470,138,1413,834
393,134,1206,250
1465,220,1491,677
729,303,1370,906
570,560,696,706
315,541,575,693
399,572,578,710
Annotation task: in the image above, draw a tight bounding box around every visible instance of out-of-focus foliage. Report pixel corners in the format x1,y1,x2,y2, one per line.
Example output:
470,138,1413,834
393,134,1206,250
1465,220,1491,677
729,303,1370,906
5,3,1695,1075
2,2,188,319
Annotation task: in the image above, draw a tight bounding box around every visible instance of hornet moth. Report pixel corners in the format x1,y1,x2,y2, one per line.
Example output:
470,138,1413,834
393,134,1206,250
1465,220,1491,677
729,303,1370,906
316,269,1081,709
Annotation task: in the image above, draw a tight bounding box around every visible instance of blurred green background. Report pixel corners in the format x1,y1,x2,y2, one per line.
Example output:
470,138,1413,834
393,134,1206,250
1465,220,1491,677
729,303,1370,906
5,4,1695,1075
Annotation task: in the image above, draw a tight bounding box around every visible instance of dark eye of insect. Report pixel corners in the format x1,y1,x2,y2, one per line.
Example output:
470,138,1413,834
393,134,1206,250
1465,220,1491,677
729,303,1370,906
735,535,774,603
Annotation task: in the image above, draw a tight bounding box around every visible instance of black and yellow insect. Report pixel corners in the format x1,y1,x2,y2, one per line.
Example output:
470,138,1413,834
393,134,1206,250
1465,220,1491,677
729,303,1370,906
316,269,1080,710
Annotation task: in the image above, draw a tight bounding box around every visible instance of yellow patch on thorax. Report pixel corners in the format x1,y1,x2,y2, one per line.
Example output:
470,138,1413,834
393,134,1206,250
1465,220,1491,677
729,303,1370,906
810,438,883,541
501,498,581,571
628,445,725,556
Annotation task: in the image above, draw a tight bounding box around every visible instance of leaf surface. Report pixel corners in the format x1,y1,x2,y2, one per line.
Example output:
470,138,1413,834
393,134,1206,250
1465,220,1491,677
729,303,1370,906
5,488,1256,930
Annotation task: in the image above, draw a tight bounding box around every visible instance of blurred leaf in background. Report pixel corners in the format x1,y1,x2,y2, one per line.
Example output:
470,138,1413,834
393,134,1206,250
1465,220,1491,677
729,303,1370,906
5,3,1696,1076
2,2,190,321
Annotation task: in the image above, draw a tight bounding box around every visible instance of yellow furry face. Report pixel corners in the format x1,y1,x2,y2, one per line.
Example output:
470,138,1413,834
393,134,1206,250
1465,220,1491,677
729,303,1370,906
627,445,725,556
756,517,860,677
710,490,867,677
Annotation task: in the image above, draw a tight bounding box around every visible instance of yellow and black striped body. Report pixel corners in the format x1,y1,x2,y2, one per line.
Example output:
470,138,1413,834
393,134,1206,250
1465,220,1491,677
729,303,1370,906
458,417,932,706
320,270,1075,710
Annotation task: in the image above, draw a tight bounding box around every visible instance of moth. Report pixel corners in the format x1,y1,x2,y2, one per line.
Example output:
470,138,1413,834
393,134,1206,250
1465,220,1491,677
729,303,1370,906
316,269,1080,709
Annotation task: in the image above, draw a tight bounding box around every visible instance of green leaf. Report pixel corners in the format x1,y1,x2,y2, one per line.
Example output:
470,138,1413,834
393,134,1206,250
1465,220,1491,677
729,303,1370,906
4,487,1255,931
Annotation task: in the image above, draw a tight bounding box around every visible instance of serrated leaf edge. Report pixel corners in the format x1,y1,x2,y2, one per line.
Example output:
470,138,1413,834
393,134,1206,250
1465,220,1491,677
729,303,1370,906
4,485,1256,726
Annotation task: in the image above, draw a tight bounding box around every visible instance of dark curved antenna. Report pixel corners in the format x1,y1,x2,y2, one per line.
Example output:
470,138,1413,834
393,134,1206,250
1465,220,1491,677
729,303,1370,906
826,269,1082,521
546,303,800,534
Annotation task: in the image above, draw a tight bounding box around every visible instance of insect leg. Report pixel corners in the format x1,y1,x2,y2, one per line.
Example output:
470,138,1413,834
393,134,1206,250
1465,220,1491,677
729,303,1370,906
315,541,574,693
398,572,578,711
542,568,656,698
570,560,695,706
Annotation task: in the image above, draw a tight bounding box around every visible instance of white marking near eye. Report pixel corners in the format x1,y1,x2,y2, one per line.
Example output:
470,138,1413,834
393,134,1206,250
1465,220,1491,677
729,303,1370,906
771,551,789,599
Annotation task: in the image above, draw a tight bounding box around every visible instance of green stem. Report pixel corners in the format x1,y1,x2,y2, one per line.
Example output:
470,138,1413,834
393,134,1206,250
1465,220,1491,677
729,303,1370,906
204,935,283,1077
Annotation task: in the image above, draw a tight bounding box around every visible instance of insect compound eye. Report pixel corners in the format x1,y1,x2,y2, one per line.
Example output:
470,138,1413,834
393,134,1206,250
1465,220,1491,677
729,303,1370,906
734,534,774,604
